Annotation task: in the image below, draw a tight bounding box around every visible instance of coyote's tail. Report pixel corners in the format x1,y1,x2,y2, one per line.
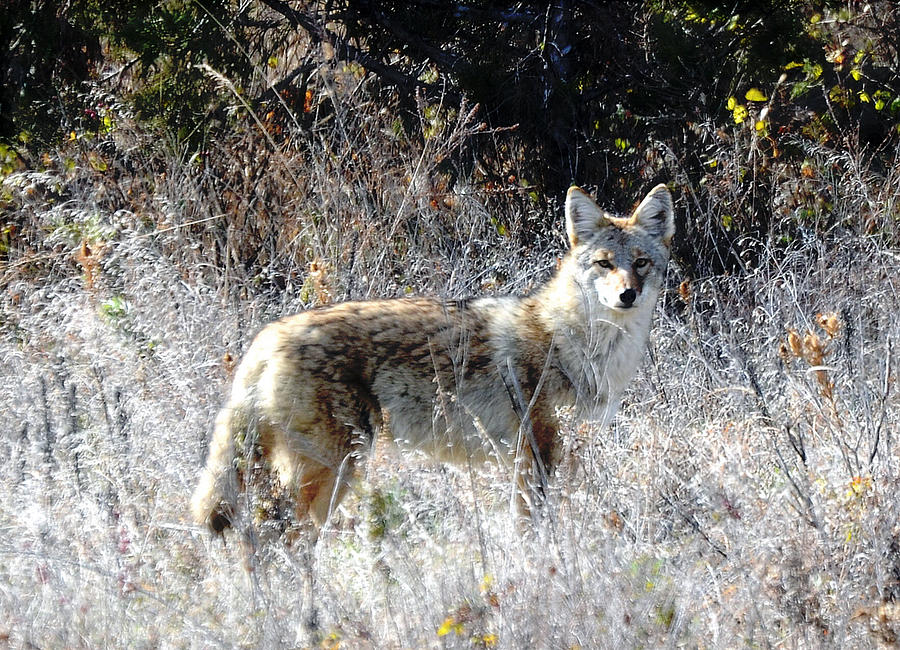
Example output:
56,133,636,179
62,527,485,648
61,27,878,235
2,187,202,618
191,402,244,533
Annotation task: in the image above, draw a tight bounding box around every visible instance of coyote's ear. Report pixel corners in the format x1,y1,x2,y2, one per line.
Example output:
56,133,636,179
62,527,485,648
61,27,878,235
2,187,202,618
565,186,611,247
631,184,675,246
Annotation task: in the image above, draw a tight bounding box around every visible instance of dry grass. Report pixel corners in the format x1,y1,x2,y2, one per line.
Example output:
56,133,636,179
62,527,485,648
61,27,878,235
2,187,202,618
2,56,899,650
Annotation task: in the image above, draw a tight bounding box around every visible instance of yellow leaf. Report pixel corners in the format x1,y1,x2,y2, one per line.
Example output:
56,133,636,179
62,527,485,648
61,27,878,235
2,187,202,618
851,68,861,81
784,61,804,70
859,91,871,103
88,152,107,172
732,104,748,124
437,618,454,636
745,88,768,102
726,96,737,110
755,119,767,131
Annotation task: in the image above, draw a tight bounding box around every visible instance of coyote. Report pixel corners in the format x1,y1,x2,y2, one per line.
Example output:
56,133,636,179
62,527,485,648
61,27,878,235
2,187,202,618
191,184,674,533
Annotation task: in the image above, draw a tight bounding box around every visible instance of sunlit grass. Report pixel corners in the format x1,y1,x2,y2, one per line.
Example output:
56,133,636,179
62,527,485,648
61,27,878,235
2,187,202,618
2,72,899,649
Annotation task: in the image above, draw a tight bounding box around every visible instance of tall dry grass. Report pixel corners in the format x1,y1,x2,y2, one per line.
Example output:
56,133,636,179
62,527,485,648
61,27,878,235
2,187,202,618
1,44,899,650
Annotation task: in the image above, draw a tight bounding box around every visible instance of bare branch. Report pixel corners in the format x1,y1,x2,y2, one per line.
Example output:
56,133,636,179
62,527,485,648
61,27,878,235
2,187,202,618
259,0,458,101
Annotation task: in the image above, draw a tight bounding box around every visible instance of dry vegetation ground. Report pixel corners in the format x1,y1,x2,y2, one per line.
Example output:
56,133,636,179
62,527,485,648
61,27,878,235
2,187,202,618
2,72,900,649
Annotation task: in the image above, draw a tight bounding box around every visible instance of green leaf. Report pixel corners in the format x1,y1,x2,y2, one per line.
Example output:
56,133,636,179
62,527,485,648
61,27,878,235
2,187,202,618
88,152,108,172
790,80,812,100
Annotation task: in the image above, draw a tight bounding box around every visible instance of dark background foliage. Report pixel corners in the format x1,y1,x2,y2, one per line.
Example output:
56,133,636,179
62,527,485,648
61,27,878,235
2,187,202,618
2,0,899,274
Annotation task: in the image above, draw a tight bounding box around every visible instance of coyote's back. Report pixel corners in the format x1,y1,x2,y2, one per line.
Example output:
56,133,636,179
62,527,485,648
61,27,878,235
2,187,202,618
191,184,675,533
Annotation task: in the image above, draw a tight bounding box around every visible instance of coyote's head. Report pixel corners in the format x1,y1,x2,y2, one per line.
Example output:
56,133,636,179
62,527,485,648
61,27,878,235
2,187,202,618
564,184,674,313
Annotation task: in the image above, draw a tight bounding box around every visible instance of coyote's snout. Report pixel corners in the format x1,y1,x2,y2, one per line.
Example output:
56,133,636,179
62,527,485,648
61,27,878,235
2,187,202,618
191,184,675,533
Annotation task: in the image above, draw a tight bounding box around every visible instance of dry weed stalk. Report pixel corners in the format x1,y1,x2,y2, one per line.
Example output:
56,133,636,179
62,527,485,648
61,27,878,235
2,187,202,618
780,312,841,405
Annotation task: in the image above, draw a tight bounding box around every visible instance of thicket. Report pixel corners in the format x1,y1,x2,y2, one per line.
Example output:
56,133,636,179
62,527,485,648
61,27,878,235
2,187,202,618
4,1,900,275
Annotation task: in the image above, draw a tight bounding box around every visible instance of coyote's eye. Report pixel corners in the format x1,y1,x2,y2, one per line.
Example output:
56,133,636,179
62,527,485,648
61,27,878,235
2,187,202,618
634,257,651,270
594,259,614,270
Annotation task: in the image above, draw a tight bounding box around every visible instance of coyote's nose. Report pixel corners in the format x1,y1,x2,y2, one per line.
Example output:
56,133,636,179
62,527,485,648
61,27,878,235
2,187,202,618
619,288,637,307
